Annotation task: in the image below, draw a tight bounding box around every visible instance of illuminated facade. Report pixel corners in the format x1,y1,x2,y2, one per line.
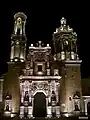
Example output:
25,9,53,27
0,12,90,119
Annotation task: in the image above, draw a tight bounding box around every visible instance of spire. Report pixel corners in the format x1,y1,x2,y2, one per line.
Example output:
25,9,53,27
10,12,27,62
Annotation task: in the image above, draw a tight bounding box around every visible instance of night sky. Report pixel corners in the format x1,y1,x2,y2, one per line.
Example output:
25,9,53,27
0,2,90,78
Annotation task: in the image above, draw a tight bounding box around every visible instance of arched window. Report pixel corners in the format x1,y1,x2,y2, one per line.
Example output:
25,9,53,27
6,104,9,111
51,91,56,101
73,91,80,111
17,28,20,35
24,91,29,101
4,94,12,112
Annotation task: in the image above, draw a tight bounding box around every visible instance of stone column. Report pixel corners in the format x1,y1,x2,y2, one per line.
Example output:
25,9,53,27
55,81,59,103
28,106,33,118
10,46,14,60
48,81,51,103
32,97,34,117
19,106,24,118
0,78,4,102
84,99,87,115
47,106,52,118
56,106,60,118
21,84,24,103
46,98,48,117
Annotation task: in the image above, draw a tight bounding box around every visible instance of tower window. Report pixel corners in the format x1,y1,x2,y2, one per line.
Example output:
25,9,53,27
17,28,20,35
6,104,9,111
38,65,42,71
74,103,79,111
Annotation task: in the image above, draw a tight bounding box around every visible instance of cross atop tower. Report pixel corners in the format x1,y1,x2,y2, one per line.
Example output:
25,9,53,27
60,17,66,26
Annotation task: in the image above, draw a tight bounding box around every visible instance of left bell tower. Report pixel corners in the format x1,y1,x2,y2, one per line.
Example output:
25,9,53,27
10,12,27,62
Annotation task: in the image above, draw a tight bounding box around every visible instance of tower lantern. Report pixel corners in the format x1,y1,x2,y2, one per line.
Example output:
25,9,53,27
53,17,77,61
10,12,27,62
14,12,27,35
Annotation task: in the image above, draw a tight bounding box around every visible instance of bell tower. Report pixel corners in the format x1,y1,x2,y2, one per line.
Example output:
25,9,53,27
52,17,84,116
52,17,78,61
10,12,27,62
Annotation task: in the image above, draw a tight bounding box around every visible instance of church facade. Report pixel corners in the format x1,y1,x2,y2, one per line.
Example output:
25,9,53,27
0,12,90,119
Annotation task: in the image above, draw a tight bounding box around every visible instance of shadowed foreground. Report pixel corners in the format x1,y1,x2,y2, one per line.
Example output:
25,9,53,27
0,115,89,120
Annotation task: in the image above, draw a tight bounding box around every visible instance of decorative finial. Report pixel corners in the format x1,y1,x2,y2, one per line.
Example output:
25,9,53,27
38,41,42,47
60,17,66,26
31,44,33,47
73,32,77,36
67,25,73,31
47,44,49,47
54,28,58,33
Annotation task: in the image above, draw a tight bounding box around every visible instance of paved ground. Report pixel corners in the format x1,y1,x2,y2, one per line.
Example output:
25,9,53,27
0,117,88,120
0,114,89,120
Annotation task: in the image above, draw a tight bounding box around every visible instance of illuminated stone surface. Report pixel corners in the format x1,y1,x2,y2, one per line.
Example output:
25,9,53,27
0,12,90,119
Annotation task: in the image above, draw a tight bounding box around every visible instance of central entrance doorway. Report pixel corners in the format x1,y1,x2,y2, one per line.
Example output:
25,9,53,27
33,92,46,117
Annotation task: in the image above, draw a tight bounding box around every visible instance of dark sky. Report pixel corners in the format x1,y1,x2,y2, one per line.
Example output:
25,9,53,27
0,2,90,78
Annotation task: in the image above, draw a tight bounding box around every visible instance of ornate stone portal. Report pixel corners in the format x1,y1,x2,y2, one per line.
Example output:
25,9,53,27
19,79,60,118
19,41,61,118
